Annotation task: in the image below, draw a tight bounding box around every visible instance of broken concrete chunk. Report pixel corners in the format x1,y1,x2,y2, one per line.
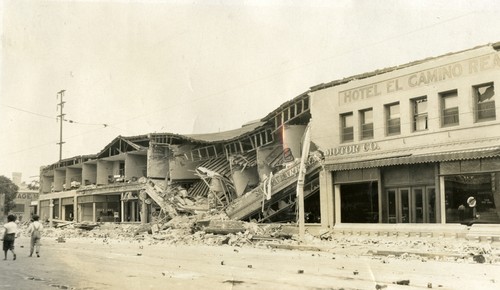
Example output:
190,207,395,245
394,280,410,285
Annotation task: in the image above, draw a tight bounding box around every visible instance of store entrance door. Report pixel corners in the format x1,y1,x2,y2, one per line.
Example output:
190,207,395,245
387,187,436,223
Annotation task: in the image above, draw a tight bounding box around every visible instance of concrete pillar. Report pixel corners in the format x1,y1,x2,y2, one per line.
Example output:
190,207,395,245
141,201,147,224
121,197,125,223
440,175,446,224
49,199,54,227
92,203,96,222
73,196,78,222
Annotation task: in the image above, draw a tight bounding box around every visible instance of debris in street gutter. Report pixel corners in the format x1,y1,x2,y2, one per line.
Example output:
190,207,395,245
394,280,410,285
223,280,244,285
473,254,486,263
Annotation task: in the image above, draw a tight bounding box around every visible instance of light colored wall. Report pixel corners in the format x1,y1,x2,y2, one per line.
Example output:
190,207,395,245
256,146,275,180
41,174,53,193
232,166,260,196
169,144,202,180
125,154,147,180
82,163,97,185
96,160,113,185
283,125,306,160
66,167,82,185
147,144,169,179
53,169,65,191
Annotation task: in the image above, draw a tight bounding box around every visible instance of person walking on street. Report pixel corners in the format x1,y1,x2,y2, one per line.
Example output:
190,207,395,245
2,214,18,261
27,214,43,257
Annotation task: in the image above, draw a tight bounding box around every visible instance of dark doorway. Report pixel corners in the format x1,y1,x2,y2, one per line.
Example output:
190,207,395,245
340,182,378,223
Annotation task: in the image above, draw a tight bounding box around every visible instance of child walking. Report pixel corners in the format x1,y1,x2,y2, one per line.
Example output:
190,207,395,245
27,214,43,257
2,214,18,261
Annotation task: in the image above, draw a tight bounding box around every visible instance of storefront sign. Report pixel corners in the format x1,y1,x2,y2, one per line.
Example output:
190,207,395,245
339,52,500,106
16,193,39,200
324,142,380,157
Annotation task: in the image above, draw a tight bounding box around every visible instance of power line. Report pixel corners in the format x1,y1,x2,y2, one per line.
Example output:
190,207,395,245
0,103,108,127
0,11,481,161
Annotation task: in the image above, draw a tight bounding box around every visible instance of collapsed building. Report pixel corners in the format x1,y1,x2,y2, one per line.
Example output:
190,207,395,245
37,41,500,239
37,93,321,231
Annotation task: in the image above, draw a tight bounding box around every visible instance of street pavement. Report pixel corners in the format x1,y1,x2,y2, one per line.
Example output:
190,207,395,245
1,236,499,290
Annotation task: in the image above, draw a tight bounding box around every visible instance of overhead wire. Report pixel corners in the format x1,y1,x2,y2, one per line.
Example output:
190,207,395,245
0,10,481,159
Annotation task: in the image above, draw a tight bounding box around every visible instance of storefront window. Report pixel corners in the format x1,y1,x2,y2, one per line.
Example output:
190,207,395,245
445,173,500,223
340,182,378,223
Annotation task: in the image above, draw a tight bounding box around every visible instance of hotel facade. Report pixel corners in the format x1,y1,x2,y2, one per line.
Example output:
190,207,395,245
310,43,500,231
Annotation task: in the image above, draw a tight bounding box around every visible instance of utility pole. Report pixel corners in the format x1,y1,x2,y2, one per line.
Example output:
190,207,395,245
57,90,66,161
296,123,311,242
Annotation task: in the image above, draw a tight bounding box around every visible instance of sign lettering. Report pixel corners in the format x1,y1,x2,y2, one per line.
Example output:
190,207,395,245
339,52,500,106
324,142,380,157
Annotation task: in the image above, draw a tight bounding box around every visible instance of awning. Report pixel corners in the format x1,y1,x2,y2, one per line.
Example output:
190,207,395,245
230,152,257,168
325,146,500,171
187,180,210,197
197,156,231,177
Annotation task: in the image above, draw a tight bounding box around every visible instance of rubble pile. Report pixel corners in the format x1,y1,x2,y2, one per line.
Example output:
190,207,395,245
17,220,500,264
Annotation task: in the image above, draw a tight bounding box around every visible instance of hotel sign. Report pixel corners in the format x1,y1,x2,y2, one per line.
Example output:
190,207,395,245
339,52,500,106
324,142,380,157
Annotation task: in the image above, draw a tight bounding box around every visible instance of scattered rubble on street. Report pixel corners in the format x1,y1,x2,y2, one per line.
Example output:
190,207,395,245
18,210,500,266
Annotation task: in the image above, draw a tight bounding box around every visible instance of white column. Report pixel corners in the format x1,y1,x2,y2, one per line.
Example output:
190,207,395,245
49,199,54,227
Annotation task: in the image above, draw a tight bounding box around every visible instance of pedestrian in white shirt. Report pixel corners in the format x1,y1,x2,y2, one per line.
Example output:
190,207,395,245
27,215,43,258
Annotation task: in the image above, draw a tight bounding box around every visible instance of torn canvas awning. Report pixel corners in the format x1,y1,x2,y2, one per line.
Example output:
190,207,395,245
325,146,500,171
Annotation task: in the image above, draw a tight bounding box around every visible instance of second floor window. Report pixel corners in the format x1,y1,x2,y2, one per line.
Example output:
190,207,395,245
386,103,400,135
441,90,459,126
341,113,354,142
413,97,428,131
474,83,496,121
360,109,373,139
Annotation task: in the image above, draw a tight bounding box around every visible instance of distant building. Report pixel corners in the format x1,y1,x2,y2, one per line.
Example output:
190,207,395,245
10,173,39,222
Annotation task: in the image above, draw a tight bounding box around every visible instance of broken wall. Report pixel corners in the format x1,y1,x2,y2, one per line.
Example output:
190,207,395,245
256,146,275,180
169,144,202,180
232,165,260,196
282,125,307,160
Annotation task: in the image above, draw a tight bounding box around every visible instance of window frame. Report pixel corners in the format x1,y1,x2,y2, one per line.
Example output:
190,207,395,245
385,102,401,136
360,108,374,140
473,82,496,122
341,112,354,143
440,90,459,127
412,96,428,132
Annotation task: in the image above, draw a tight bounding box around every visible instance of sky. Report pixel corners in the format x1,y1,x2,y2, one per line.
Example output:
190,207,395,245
1,0,500,183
